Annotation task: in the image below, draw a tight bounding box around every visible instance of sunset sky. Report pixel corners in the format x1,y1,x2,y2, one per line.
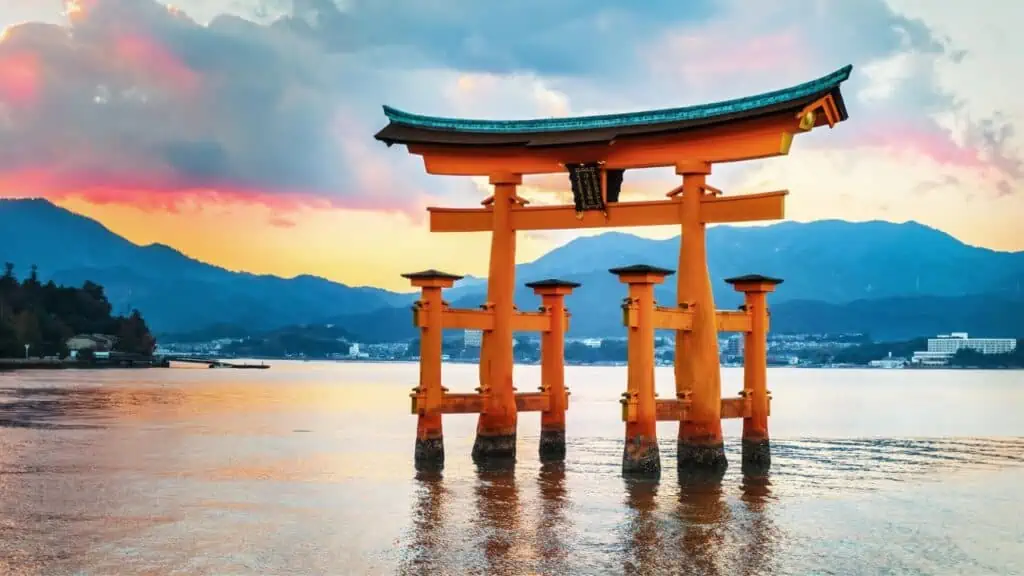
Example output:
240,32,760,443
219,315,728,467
0,0,1021,291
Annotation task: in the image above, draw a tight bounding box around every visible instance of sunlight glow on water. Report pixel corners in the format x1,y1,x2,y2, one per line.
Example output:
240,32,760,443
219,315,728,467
0,363,1022,574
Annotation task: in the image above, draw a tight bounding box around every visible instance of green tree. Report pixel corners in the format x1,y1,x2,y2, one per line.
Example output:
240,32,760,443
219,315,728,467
114,309,157,356
13,309,42,354
0,267,156,359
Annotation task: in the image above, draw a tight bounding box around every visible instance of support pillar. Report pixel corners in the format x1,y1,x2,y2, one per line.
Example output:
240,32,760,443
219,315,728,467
673,161,728,475
526,279,580,462
402,269,463,471
611,264,674,477
473,173,522,463
726,274,783,474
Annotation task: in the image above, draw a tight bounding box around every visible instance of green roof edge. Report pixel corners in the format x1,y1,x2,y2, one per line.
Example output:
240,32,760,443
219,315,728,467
382,64,852,134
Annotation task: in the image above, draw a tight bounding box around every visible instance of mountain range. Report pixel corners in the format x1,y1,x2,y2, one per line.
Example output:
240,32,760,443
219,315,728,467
0,199,409,333
2,198,1022,342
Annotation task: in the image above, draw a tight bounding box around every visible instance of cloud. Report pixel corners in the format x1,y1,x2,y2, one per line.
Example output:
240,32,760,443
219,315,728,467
267,215,295,228
0,0,1021,254
0,0,429,212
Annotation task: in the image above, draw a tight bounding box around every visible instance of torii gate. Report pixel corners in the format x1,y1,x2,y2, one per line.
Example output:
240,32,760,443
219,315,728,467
376,65,853,476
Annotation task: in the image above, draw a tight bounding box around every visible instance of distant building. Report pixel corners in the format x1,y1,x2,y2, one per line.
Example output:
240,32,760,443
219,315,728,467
578,338,602,348
66,334,118,352
348,343,360,356
464,330,483,347
911,332,1017,366
869,352,908,369
723,334,744,357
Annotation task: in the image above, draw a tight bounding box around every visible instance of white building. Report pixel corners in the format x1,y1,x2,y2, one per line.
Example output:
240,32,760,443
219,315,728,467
723,334,744,357
869,352,908,369
911,332,1017,366
348,343,360,356
464,330,483,347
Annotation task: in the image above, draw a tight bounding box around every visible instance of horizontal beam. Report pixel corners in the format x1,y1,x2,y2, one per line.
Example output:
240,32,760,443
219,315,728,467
716,310,752,332
436,392,484,414
429,191,786,233
653,307,693,331
651,397,753,421
412,308,556,332
656,398,690,421
627,308,754,333
413,392,553,415
512,312,551,333
720,396,752,420
442,309,493,331
410,113,801,176
514,391,550,412
417,392,761,418
700,190,786,224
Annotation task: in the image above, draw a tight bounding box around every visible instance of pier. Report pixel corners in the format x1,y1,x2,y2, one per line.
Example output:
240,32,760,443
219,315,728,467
164,356,270,369
376,65,853,474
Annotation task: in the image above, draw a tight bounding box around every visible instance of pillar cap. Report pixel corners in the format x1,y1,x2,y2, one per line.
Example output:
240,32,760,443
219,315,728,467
526,278,581,295
609,264,675,276
525,278,581,289
609,264,674,284
401,269,463,288
724,273,784,292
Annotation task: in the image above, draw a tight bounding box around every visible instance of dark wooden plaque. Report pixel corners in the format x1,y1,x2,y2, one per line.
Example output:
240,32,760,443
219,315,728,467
566,162,605,212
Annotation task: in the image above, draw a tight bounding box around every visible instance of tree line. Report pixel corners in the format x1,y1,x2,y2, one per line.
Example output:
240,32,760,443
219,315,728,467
0,263,156,358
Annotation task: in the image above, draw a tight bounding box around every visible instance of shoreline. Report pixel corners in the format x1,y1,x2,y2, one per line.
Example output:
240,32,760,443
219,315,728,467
0,358,167,371
5,355,1020,372
154,356,1024,371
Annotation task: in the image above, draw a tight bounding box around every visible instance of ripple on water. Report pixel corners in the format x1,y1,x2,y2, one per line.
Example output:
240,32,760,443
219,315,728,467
1,368,1023,574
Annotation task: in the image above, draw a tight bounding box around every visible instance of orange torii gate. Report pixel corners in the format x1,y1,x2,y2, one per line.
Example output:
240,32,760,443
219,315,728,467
377,65,853,475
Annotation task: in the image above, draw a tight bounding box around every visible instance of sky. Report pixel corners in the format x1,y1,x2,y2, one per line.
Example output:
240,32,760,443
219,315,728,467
0,0,1021,291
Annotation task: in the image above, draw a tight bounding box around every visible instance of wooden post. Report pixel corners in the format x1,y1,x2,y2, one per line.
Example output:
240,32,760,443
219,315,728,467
473,173,522,463
726,274,783,474
611,264,673,477
402,269,463,471
526,278,580,462
674,161,728,476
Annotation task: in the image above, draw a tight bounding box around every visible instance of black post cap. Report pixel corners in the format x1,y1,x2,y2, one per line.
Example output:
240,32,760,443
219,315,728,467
608,264,675,276
723,274,784,285
400,269,465,281
524,278,582,289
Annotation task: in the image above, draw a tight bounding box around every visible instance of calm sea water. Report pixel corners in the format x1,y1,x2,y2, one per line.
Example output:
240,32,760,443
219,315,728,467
1,362,1022,575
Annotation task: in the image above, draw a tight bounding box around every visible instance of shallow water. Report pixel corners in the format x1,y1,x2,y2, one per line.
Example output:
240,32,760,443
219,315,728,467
1,362,1022,575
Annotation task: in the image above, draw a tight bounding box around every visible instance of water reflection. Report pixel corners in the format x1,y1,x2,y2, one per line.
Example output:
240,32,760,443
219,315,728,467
622,478,662,575
536,462,570,575
676,474,730,575
0,385,115,429
737,474,780,576
403,471,449,575
473,463,523,574
2,367,1022,574
618,472,781,575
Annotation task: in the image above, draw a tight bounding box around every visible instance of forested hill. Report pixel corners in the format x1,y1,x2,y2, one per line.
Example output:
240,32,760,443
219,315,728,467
0,263,156,358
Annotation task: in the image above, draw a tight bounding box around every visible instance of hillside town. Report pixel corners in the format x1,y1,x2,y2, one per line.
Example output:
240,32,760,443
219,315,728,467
155,328,1020,369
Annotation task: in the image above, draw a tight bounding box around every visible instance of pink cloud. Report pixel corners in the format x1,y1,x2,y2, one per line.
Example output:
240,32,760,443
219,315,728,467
847,122,989,171
645,28,810,88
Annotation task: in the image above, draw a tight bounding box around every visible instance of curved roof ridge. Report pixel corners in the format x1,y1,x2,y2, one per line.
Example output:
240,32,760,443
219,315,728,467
382,65,852,134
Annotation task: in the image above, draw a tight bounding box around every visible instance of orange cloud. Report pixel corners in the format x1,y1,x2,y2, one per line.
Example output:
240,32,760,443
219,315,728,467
0,168,333,214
